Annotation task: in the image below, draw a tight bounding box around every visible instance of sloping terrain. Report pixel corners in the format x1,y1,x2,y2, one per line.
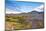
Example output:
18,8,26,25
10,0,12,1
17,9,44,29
5,11,44,30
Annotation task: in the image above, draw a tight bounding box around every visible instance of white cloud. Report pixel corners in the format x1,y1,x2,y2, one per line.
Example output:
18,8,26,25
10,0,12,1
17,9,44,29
6,5,44,14
16,5,44,12
6,8,22,14
16,6,32,12
6,6,32,14
33,5,44,12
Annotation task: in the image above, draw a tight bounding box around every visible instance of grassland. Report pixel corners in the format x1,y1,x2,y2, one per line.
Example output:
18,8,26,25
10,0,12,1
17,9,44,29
5,14,44,31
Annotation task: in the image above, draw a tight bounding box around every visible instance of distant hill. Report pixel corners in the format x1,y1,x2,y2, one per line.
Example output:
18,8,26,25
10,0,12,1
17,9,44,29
6,11,44,16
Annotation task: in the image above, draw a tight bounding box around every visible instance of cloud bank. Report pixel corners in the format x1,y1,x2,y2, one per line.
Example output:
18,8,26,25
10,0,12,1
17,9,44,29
33,5,44,12
6,4,44,14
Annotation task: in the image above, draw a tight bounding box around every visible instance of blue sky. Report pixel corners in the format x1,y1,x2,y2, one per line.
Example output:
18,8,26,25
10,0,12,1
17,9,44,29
5,0,44,14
